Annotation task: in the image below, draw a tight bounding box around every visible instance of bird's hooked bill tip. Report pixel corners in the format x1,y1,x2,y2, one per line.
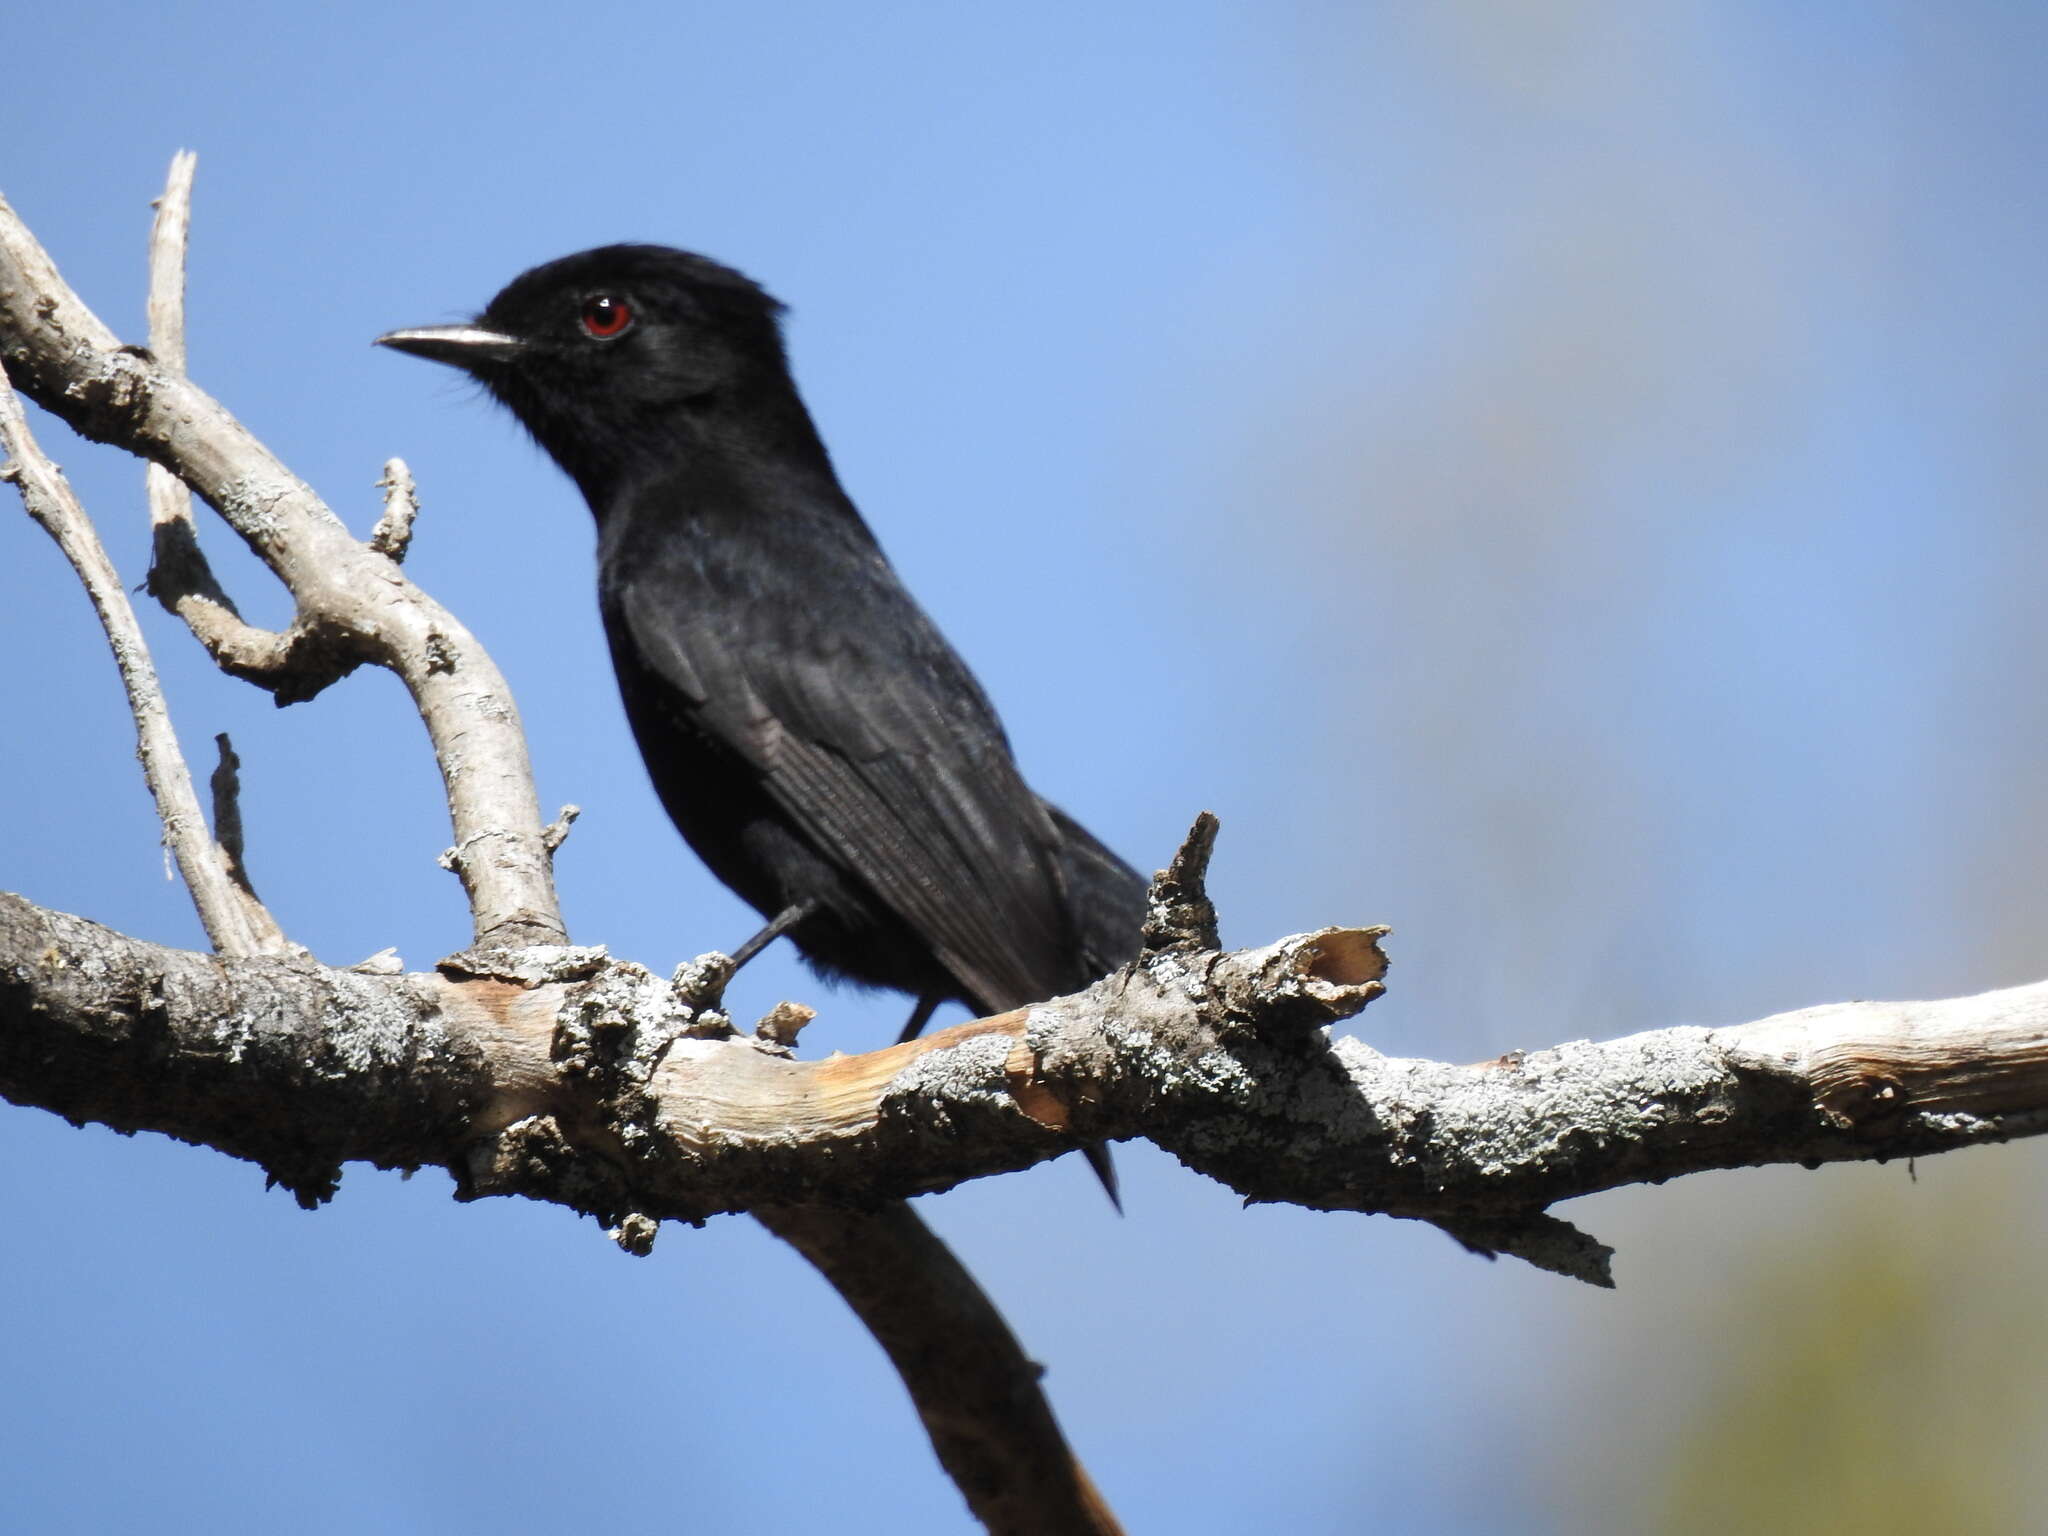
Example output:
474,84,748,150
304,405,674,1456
373,325,527,366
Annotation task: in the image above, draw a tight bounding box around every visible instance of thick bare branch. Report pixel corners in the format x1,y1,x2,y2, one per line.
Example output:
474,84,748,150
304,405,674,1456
0,186,564,947
7,886,2046,1292
0,366,291,958
0,891,1127,1532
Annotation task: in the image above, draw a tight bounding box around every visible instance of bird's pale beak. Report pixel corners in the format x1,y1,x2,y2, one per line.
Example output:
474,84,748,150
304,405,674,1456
374,325,527,368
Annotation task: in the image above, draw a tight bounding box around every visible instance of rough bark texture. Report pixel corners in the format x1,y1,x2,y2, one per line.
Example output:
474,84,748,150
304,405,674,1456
9,885,2045,1290
0,168,1129,1536
16,160,2048,1536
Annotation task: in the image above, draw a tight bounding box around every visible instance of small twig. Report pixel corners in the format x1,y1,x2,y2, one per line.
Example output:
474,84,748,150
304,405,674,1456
209,732,265,903
369,458,419,561
144,495,327,691
0,359,290,958
542,803,580,853
1140,810,1221,955
753,999,815,1048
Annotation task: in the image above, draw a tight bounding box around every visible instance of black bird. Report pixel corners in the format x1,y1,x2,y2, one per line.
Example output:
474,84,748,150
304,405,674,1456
377,245,1145,1201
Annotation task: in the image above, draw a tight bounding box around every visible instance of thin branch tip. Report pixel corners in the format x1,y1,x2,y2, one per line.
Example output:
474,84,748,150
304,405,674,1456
0,357,288,958
755,1000,817,1048
1437,1212,1617,1289
542,804,580,853
369,457,419,560
1141,810,1222,955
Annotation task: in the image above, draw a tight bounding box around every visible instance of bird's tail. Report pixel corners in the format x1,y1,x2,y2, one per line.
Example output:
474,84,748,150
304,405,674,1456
1081,1141,1123,1213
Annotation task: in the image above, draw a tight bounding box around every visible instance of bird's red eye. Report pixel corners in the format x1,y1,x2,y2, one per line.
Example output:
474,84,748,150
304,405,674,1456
581,295,632,339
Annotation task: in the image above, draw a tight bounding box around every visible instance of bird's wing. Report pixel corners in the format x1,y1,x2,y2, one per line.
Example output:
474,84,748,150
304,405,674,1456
613,530,1079,1012
1039,796,1150,976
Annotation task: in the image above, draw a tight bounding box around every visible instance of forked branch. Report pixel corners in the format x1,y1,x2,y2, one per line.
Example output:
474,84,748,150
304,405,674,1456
0,159,1122,1536
0,174,564,949
18,150,2048,1536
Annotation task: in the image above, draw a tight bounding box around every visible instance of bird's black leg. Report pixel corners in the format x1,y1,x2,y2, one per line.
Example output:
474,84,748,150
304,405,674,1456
729,899,818,973
895,993,942,1044
677,900,820,1013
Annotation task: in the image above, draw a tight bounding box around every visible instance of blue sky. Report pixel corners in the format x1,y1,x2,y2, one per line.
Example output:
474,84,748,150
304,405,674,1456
7,4,2048,1532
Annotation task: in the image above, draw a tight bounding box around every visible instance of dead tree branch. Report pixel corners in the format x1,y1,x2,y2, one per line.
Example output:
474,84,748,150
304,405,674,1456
143,149,197,547
369,457,419,561
0,359,291,958
136,157,350,705
0,164,1129,1536
23,150,2048,1533
6,877,2047,1294
0,181,564,949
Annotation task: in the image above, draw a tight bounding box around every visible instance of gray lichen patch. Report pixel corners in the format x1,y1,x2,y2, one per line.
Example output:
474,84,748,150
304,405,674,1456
308,967,447,1079
885,1033,1019,1130
212,473,299,545
1105,1014,1260,1107
551,955,712,1088
439,943,609,987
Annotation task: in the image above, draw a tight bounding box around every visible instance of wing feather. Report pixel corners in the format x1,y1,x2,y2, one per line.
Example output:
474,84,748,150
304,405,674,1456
613,527,1077,1011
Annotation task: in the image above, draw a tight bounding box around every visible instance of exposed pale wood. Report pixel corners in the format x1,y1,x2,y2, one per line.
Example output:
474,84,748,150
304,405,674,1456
13,884,2048,1293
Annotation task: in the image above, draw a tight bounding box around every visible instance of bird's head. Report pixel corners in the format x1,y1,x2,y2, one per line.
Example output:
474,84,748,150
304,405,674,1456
376,244,798,498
